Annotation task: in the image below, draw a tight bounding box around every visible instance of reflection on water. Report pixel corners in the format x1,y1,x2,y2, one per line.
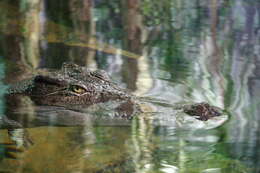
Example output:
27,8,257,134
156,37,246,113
0,0,259,172
0,126,133,172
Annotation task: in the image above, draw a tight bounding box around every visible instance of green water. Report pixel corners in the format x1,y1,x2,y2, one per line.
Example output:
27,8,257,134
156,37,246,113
0,0,259,172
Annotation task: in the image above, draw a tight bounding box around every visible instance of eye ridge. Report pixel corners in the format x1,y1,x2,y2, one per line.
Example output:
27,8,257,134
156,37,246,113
70,85,87,94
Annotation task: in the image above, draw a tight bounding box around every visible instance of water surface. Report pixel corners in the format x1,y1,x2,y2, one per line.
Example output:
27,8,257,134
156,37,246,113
0,0,259,172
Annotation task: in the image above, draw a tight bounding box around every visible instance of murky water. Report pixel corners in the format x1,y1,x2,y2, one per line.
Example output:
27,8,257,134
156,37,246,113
0,0,259,172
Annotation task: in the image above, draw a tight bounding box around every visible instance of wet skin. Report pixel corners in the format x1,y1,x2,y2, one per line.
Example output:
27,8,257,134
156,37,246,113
5,63,221,126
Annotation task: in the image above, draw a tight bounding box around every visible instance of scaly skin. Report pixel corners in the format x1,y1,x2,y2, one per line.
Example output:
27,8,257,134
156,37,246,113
7,63,221,121
8,63,131,105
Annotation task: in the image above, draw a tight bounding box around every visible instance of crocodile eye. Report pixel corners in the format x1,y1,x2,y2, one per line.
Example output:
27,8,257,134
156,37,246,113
70,85,86,94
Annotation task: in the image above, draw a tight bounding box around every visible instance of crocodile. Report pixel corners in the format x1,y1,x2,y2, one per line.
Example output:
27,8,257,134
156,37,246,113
3,63,224,129
0,63,228,172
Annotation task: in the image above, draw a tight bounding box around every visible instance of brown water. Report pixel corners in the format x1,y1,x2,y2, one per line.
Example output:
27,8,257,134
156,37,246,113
0,0,259,172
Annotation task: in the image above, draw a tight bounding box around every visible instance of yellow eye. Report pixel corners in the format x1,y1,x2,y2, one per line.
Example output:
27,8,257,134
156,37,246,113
70,85,86,94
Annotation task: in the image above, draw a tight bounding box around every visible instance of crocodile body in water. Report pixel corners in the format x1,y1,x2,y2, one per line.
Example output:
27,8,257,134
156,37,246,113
0,63,228,172
3,63,226,129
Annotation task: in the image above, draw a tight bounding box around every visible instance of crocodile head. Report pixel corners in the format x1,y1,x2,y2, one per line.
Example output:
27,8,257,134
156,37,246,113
9,63,134,109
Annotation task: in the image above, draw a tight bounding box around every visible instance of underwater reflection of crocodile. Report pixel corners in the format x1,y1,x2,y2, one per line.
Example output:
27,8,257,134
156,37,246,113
2,63,227,129
0,63,228,147
0,63,229,172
